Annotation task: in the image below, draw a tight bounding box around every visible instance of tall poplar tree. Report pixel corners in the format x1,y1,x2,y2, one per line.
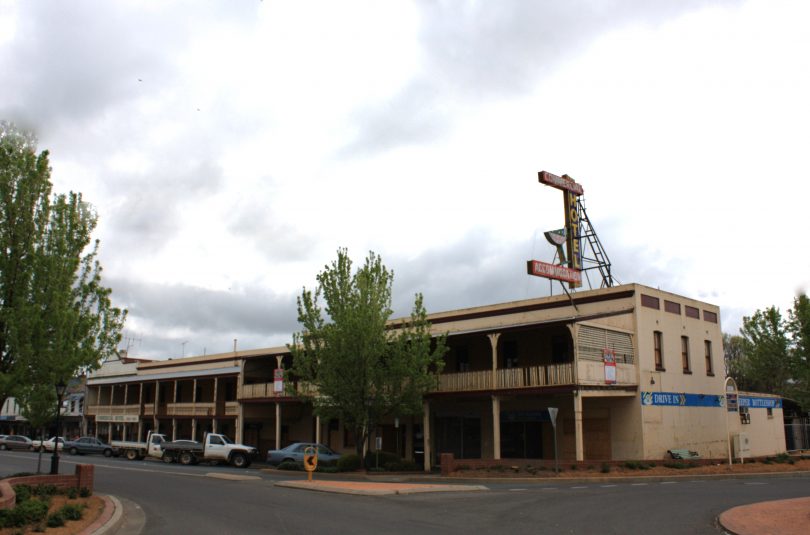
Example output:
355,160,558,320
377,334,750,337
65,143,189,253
0,122,126,408
289,249,446,457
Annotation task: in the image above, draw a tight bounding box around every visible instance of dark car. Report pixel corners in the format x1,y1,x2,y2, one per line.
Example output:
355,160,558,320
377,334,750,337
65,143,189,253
266,442,341,466
65,436,115,457
0,435,33,451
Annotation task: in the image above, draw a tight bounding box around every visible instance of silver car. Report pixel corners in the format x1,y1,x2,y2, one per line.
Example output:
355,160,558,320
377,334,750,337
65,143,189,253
266,443,341,466
0,435,33,451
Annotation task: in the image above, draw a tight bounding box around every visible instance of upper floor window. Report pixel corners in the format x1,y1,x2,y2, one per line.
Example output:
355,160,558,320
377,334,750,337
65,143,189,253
704,340,714,375
654,331,664,371
681,336,691,373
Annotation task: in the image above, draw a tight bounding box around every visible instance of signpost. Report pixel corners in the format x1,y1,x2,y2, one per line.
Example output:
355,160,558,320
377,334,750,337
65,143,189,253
548,407,559,474
303,445,318,481
273,368,283,393
724,377,739,469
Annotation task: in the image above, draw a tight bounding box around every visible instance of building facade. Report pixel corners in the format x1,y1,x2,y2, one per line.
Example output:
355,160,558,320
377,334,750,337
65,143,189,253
84,283,785,469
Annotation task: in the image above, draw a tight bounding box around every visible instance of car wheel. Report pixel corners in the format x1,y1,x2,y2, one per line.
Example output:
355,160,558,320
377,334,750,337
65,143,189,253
0,444,7,450
230,452,247,468
162,452,175,463
125,449,138,461
103,449,113,457
69,447,79,455
179,452,194,465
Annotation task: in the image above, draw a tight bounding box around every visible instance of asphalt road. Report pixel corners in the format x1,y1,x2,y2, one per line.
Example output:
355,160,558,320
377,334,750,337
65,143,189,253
2,450,809,534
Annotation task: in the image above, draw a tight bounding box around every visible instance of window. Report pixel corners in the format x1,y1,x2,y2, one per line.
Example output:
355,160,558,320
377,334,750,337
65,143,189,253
681,336,691,373
641,294,660,309
703,310,718,323
654,331,664,370
704,340,714,375
767,407,774,419
685,306,700,319
740,406,751,424
665,300,681,314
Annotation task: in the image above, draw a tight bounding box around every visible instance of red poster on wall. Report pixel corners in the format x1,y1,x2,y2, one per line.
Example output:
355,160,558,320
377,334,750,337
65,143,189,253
603,349,616,384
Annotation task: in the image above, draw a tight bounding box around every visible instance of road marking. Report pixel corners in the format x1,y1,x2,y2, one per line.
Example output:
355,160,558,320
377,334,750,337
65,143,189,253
541,487,558,491
660,481,677,485
509,489,527,492
600,485,617,488
571,486,588,489
631,483,648,486
744,482,767,485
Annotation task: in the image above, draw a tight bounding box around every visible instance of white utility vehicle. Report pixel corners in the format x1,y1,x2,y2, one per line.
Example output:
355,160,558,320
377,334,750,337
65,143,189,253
160,433,258,468
111,431,168,460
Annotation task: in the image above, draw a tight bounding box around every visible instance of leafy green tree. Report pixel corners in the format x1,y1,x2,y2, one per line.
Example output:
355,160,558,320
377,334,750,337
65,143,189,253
723,333,748,385
289,249,446,457
738,306,792,395
17,383,59,473
787,294,810,409
0,122,126,407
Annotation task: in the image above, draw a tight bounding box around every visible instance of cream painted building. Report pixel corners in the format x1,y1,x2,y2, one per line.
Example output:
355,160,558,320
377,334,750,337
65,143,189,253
84,283,785,469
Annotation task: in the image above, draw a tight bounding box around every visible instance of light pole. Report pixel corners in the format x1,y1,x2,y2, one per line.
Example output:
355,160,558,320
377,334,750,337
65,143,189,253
50,381,67,475
723,376,738,470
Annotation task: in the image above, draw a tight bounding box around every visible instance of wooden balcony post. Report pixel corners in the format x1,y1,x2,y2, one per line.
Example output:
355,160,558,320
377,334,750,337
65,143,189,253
275,401,282,450
422,400,431,472
492,395,501,460
315,415,321,444
574,391,584,461
153,380,159,433
488,333,500,390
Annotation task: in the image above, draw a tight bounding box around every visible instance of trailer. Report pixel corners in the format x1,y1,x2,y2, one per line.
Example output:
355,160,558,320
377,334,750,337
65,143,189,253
111,431,167,461
160,433,258,468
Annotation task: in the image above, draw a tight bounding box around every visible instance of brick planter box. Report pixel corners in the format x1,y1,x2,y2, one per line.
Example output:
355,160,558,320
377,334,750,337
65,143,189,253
0,464,94,510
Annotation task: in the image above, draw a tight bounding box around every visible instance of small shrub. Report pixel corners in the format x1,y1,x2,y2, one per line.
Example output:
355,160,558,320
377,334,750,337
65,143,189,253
316,466,339,473
66,487,78,499
364,450,400,470
58,503,85,521
33,484,57,497
525,466,538,475
79,487,92,497
2,499,49,527
570,465,578,471
775,453,790,464
46,512,65,528
12,485,32,503
586,465,595,471
336,454,362,472
384,460,419,472
624,461,640,470
277,461,303,471
788,458,796,465
600,463,611,473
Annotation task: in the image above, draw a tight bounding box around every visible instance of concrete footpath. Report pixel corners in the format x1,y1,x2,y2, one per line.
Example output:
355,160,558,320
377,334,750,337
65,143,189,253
717,497,810,535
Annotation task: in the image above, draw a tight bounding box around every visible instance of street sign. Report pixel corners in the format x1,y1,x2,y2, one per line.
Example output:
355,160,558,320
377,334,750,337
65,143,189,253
303,446,318,481
547,407,559,427
726,393,738,412
548,407,559,474
273,368,283,393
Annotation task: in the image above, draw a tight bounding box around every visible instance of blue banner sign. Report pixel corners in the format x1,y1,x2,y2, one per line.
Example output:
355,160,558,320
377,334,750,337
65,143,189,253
642,392,781,409
739,396,781,408
641,391,723,407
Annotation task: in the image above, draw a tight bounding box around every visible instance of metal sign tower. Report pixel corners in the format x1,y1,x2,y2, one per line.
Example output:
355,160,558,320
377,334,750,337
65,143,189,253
527,171,617,293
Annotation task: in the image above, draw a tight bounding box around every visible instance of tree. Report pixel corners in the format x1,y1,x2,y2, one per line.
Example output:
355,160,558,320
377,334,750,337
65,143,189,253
0,122,126,407
738,306,792,395
289,249,446,457
786,294,810,409
723,333,747,386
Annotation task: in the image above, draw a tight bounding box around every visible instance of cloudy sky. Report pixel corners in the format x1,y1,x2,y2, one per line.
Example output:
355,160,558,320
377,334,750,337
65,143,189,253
2,0,808,359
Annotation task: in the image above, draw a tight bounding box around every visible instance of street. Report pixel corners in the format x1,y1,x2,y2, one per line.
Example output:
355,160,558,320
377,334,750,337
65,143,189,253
2,450,809,534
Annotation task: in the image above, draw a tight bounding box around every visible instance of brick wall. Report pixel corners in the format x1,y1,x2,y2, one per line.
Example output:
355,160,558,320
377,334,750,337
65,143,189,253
0,464,95,510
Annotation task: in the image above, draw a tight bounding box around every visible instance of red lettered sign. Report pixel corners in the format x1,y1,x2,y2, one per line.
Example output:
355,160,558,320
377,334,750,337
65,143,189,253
526,260,582,285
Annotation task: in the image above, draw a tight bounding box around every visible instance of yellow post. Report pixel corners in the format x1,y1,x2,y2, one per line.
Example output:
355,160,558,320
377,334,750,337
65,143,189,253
304,446,318,482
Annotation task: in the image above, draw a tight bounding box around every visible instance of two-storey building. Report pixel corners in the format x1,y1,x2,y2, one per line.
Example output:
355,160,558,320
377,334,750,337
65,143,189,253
84,283,785,469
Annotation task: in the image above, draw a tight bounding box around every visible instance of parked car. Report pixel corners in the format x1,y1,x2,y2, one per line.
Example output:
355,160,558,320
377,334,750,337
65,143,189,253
31,436,66,452
65,436,116,457
0,435,33,451
266,443,341,466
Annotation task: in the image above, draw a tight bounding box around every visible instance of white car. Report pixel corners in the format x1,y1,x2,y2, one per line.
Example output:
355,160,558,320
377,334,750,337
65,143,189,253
31,436,66,452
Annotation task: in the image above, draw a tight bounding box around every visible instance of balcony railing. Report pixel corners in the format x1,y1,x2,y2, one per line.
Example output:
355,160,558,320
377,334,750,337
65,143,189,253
166,402,216,416
85,404,140,417
224,401,239,416
433,363,575,393
238,382,283,400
